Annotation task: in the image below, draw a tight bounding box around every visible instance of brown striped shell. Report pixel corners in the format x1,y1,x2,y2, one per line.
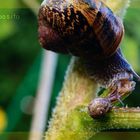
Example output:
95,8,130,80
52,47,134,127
38,0,124,60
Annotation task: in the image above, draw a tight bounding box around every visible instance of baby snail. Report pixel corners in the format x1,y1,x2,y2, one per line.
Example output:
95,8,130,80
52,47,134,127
38,0,140,118
88,98,112,119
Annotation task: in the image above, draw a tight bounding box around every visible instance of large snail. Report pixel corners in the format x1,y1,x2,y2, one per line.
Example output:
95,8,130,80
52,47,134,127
38,0,140,118
38,0,124,60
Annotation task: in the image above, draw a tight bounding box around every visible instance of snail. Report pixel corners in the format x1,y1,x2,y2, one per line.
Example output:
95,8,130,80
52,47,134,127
38,0,140,118
38,0,124,59
88,98,112,118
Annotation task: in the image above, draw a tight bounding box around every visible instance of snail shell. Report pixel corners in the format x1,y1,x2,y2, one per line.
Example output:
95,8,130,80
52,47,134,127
88,97,112,118
38,0,124,60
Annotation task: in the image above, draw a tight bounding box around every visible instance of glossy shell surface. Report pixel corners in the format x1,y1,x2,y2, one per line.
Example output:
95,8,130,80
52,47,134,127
38,0,124,60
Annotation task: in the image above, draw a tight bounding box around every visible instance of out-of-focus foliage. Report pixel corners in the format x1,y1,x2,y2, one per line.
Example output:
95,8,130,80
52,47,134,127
0,0,140,139
0,0,41,134
121,0,140,106
122,0,140,72
0,0,70,136
0,108,7,131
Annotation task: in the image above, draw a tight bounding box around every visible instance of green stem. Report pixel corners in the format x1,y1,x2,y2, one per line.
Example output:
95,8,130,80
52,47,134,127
45,58,98,140
46,106,140,140
69,107,140,138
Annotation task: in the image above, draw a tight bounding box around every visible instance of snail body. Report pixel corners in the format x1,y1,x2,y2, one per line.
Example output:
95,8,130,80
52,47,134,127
38,0,124,60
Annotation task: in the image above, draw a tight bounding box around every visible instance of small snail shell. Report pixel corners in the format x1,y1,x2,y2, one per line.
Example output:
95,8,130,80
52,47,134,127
88,98,111,118
38,0,124,60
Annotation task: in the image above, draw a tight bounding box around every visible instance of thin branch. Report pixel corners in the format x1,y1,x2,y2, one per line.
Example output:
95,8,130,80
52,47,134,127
29,51,58,140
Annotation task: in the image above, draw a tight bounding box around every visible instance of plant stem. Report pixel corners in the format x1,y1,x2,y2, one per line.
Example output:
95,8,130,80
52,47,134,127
45,58,98,140
47,107,140,140
29,51,58,140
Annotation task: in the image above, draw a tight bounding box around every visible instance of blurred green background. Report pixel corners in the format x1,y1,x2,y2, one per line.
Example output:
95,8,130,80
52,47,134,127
0,0,140,140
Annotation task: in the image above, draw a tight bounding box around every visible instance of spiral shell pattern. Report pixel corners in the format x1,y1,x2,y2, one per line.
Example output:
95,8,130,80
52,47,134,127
38,0,124,60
